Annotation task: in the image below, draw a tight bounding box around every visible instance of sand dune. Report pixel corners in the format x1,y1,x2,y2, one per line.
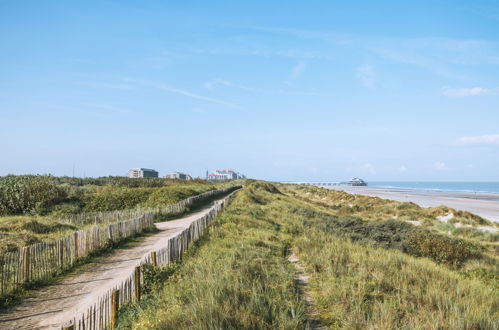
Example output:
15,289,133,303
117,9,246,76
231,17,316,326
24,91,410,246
322,186,499,223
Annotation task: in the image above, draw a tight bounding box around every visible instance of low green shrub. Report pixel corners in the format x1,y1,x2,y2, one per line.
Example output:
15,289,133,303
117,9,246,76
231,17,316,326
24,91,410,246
142,186,208,207
82,188,155,212
309,216,416,250
459,268,499,288
403,230,480,267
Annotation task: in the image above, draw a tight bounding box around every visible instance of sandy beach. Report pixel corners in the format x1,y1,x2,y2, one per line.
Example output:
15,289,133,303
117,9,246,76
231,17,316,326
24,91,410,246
321,185,499,223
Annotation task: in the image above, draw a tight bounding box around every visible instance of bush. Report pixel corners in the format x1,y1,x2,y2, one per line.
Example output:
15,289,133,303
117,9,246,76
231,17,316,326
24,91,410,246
403,230,479,267
0,175,67,215
82,188,155,212
310,215,416,250
142,186,212,207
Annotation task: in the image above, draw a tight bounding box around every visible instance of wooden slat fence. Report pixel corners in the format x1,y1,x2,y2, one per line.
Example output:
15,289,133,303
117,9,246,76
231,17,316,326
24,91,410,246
0,186,240,299
58,186,239,226
65,188,239,330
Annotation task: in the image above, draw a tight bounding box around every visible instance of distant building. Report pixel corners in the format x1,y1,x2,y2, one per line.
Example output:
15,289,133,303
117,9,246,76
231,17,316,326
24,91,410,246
348,177,368,186
206,169,246,181
128,168,159,178
164,172,192,180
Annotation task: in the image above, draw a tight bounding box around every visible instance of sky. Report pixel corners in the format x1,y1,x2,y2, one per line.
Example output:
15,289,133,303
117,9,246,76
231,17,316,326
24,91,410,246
1,0,499,181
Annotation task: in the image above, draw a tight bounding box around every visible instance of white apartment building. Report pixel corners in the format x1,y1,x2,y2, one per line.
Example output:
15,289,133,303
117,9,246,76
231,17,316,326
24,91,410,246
206,169,246,181
127,168,159,178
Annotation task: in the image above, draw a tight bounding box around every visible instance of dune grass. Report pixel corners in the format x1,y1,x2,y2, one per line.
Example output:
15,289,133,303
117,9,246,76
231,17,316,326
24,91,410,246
295,229,498,329
117,184,309,329
118,182,498,329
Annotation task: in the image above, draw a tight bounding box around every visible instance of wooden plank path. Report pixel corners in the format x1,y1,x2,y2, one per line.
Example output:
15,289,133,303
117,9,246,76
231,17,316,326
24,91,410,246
0,192,237,330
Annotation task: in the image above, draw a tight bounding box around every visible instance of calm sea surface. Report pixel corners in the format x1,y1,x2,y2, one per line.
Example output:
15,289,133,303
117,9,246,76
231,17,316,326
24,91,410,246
368,182,499,194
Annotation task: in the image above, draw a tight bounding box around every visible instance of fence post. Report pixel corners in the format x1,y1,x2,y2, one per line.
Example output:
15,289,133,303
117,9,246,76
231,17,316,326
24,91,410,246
23,247,30,283
151,251,157,267
111,289,120,329
134,266,141,301
58,241,64,267
74,232,79,259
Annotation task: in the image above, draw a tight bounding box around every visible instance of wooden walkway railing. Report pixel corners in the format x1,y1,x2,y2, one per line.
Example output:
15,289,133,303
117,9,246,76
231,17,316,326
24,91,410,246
63,189,240,330
0,186,240,299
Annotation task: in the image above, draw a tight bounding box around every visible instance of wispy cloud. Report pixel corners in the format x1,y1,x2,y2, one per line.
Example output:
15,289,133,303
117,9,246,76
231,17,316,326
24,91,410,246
434,161,448,170
203,79,234,90
235,25,499,78
192,48,333,60
442,86,498,97
356,65,375,88
124,78,240,109
456,134,499,145
87,103,132,114
288,62,307,80
75,81,135,90
202,78,318,96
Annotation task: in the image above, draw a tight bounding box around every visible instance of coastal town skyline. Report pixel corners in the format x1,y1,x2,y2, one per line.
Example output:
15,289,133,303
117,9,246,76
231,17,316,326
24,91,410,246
1,1,498,181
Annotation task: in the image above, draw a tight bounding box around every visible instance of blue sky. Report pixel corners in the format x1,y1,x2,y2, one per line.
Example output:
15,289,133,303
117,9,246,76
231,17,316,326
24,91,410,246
1,0,499,181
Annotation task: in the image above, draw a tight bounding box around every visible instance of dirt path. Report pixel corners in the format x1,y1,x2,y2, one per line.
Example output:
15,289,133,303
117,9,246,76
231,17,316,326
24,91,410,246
0,199,224,330
288,252,326,330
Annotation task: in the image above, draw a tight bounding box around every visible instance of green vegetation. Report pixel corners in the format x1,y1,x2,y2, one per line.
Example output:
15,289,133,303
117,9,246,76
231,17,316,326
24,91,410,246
118,182,498,329
0,175,232,253
118,183,308,329
0,175,219,216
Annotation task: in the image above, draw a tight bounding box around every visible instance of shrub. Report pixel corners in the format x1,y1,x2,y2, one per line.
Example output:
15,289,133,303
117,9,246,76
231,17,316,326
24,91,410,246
0,175,67,215
403,230,479,267
142,186,212,207
82,188,155,212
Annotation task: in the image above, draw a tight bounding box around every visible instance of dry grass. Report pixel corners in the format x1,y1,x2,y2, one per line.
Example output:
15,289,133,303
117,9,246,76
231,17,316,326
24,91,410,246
118,182,498,329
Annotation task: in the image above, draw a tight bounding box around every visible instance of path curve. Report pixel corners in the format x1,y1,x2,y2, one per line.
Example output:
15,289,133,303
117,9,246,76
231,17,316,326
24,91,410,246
0,198,225,329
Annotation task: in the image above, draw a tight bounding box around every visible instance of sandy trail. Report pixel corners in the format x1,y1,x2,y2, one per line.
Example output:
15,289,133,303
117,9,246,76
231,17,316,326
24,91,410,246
323,186,499,223
0,199,223,330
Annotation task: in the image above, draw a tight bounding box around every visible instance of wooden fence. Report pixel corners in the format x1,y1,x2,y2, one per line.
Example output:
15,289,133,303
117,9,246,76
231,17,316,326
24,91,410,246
63,189,239,330
0,186,240,299
58,186,239,226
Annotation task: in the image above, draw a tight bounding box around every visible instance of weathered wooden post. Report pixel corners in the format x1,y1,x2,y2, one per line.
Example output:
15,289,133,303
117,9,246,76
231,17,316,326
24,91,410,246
23,247,30,283
111,289,120,329
74,232,79,259
151,251,157,267
134,266,141,301
58,241,64,267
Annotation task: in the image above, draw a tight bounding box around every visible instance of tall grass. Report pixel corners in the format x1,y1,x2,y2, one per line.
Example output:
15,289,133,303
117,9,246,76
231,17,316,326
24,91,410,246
117,187,308,329
113,181,498,329
295,229,498,329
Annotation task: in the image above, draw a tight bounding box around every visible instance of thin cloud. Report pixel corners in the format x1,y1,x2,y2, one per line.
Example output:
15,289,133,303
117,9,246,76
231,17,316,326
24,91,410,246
203,79,233,90
434,161,448,170
236,25,499,77
356,65,375,88
442,86,496,97
124,78,240,109
202,78,318,96
456,134,499,145
75,81,135,90
87,103,132,114
288,62,307,80
192,48,333,60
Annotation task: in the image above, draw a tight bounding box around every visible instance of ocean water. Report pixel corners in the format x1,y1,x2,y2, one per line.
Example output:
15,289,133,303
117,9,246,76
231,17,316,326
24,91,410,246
368,182,499,194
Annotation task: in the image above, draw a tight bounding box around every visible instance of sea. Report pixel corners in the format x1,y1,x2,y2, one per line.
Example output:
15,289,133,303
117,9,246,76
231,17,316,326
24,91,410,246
368,182,499,194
